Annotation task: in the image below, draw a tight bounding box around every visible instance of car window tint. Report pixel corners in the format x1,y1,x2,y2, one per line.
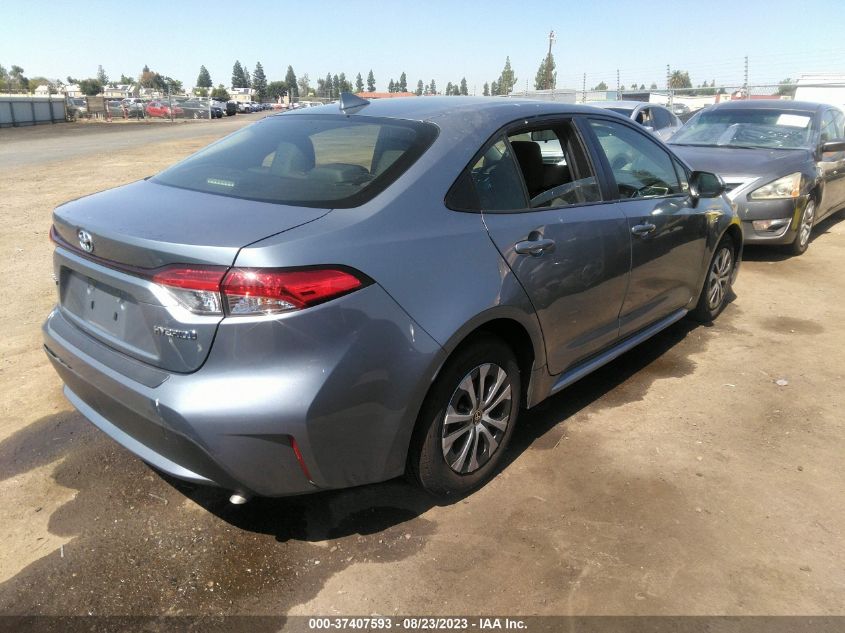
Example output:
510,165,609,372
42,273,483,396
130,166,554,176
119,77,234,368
507,124,601,209
589,119,683,199
469,139,529,211
151,115,438,209
672,157,689,193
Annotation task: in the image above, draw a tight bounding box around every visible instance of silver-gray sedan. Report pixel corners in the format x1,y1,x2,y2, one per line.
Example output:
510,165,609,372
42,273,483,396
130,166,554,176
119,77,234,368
43,96,740,501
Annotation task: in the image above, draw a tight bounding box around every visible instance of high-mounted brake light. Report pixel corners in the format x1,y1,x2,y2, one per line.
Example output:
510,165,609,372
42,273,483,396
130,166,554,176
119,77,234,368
149,265,367,316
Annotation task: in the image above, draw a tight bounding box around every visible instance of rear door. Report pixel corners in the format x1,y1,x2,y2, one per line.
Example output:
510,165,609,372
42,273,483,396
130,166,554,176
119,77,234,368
478,118,630,375
582,116,708,337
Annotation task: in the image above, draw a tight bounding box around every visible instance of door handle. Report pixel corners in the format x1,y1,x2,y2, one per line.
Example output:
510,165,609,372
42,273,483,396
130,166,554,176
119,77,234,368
631,223,657,236
514,238,556,256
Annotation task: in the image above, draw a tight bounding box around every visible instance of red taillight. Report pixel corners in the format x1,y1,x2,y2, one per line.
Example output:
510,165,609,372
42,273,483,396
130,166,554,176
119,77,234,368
151,265,228,291
221,267,365,315
148,265,367,316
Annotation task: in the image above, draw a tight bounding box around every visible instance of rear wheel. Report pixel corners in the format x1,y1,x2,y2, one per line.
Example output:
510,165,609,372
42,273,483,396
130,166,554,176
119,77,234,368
789,199,815,256
409,336,521,498
689,235,736,323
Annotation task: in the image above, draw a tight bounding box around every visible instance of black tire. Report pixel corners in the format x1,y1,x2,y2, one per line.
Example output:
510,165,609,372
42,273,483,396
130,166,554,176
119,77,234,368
689,234,736,323
788,199,815,256
408,335,521,498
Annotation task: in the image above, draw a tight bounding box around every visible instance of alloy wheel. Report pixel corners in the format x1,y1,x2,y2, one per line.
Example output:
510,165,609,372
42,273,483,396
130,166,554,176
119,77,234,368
441,363,512,474
707,246,733,311
799,201,815,249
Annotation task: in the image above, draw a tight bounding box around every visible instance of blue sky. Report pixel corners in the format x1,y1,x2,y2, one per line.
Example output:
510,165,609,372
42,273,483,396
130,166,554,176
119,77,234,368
2,0,844,93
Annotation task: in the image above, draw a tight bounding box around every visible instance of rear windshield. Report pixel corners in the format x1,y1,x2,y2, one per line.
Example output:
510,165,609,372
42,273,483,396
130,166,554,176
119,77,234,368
152,114,438,208
671,108,816,150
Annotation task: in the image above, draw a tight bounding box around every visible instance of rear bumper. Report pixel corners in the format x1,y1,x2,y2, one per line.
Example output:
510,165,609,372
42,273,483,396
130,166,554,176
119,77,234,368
43,284,445,497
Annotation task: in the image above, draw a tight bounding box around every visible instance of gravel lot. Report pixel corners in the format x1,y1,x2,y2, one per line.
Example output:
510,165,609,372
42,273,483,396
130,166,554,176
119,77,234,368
1,118,844,617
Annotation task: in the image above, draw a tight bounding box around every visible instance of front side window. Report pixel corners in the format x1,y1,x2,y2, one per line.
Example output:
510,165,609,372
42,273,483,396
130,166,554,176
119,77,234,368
152,115,438,208
820,110,838,144
652,107,673,130
589,119,683,199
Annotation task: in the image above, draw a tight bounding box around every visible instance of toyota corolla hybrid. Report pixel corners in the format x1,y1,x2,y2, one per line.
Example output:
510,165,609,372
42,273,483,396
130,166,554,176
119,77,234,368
43,96,740,501
670,100,845,255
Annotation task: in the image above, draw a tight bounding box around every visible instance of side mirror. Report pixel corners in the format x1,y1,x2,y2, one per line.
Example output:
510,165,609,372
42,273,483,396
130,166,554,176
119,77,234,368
820,139,845,157
689,171,726,204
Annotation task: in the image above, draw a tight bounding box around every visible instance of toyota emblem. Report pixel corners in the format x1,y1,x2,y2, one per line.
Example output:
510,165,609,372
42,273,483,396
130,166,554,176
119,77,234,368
77,229,94,253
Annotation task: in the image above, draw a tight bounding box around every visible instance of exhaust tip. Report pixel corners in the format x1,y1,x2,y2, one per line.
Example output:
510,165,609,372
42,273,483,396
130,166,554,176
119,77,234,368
229,494,250,505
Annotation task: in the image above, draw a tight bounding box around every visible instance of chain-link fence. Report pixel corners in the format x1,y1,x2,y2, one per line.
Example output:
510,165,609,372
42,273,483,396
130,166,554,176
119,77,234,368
505,82,845,122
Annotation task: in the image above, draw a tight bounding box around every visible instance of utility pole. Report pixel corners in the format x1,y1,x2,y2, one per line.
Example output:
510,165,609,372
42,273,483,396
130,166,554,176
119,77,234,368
616,69,621,100
666,64,672,107
582,73,586,103
545,29,556,91
744,55,749,99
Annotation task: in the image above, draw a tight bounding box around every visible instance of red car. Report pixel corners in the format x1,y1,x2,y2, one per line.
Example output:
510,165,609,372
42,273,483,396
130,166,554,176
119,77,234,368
145,101,184,118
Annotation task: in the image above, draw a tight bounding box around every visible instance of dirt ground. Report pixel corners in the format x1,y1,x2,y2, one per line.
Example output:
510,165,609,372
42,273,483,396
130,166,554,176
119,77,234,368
0,119,843,617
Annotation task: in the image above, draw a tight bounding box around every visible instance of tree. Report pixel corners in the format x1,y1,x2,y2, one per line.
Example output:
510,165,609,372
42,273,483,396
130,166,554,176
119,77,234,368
119,73,134,85
78,78,103,96
9,65,27,91
458,78,468,96
387,79,395,93
650,82,658,90
429,79,436,95
339,72,352,93
639,83,645,90
297,73,310,97
777,78,797,97
267,80,287,101
252,62,267,101
28,77,56,93
211,84,230,101
0,65,7,91
367,70,376,92
286,66,299,98
497,57,517,95
96,65,108,86
196,65,212,89
593,81,608,91
416,80,424,96
483,82,490,96
398,72,407,93
323,72,332,98
232,60,246,88
355,73,364,93
445,81,453,96
534,52,556,90
332,74,340,98
669,70,692,89
490,80,498,96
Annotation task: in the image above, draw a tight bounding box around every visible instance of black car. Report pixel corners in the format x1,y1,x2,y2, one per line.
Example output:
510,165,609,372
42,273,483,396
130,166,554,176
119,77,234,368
670,100,845,255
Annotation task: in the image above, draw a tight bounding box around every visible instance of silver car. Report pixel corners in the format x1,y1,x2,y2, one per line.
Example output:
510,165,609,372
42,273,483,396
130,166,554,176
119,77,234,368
592,101,683,141
44,96,740,500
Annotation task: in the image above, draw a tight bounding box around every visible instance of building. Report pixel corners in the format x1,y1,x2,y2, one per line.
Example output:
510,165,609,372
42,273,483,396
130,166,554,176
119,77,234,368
229,87,255,103
61,84,81,98
103,84,139,98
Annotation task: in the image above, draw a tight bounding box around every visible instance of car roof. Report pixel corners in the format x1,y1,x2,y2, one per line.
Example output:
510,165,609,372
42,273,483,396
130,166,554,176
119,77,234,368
277,96,629,128
707,99,828,112
589,100,655,110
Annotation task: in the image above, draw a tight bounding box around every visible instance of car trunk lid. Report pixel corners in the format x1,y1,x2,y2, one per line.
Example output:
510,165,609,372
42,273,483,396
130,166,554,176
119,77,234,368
52,179,330,373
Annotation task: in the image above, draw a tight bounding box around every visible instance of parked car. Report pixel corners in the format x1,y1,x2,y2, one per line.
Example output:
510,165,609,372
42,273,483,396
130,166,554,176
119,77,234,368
225,101,237,116
670,100,845,254
145,100,184,118
121,98,146,117
44,96,739,501
592,101,683,141
179,100,223,119
66,97,88,119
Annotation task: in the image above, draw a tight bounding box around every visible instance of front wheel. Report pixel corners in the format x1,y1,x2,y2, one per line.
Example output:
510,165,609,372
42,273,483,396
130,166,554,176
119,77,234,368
789,199,815,256
689,235,736,323
408,336,521,498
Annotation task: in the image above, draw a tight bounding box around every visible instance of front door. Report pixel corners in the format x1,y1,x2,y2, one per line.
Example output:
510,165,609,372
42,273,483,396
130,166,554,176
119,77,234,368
584,117,708,337
479,119,630,375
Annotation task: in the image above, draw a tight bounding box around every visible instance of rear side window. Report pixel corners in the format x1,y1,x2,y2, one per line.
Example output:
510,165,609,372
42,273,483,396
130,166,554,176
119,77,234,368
467,139,529,211
589,119,683,199
152,115,438,208
652,107,672,130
